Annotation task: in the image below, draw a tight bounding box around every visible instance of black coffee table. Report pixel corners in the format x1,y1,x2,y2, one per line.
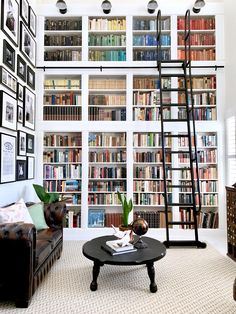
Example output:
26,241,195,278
82,235,166,293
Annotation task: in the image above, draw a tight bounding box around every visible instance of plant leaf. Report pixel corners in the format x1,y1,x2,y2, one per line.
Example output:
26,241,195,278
33,184,50,203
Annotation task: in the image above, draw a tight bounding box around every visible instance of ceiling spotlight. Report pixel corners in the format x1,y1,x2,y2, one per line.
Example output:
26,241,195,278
101,0,112,14
147,0,158,14
56,0,67,14
193,0,205,13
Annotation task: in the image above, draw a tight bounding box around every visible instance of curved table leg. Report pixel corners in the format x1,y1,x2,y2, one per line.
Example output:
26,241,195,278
90,262,101,291
146,262,157,293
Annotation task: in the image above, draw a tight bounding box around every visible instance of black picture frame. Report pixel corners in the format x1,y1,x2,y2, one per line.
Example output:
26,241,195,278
27,156,34,179
0,133,16,183
20,0,29,25
27,65,35,90
29,6,36,37
3,39,15,72
17,130,26,156
1,0,19,47
16,159,27,181
20,21,36,67
23,86,35,130
26,133,34,153
17,55,26,82
0,65,17,93
0,90,17,131
17,82,24,100
17,105,23,123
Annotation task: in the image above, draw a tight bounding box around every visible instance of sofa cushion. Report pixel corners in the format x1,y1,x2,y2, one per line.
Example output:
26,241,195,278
27,203,49,230
37,229,62,248
0,198,33,224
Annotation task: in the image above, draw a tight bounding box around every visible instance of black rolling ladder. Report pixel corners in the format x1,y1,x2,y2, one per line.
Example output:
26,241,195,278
157,9,206,248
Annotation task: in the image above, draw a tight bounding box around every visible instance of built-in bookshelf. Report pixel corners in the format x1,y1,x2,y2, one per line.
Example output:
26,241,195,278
88,132,126,227
43,75,82,121
177,15,215,61
178,75,216,120
133,75,171,121
133,16,171,61
88,75,126,121
44,17,82,61
43,132,82,228
88,17,126,61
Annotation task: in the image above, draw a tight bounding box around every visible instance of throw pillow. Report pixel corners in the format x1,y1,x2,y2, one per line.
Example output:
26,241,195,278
27,203,49,230
0,198,34,224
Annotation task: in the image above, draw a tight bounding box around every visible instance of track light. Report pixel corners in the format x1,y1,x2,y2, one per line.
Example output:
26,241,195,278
192,0,205,13
101,0,112,14
56,0,67,14
147,0,158,14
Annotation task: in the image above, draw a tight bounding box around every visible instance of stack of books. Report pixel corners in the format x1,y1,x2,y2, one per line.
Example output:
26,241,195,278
102,239,137,256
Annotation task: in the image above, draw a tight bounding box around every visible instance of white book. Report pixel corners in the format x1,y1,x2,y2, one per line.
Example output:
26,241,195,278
106,239,134,252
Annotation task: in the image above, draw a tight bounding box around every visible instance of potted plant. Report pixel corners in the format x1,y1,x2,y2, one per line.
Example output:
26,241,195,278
33,184,60,204
117,191,133,231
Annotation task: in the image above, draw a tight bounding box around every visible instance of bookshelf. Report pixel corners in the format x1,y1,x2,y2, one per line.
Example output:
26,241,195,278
43,132,82,228
44,17,82,61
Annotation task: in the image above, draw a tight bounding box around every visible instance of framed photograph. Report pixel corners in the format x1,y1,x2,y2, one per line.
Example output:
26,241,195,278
27,65,35,90
88,209,105,227
23,87,35,130
17,55,26,81
17,130,26,156
16,159,27,181
1,0,19,46
17,82,24,100
17,105,23,123
20,22,36,66
0,91,17,131
0,133,16,183
0,66,17,93
29,6,36,37
26,133,34,153
3,39,15,72
27,156,34,179
20,0,29,25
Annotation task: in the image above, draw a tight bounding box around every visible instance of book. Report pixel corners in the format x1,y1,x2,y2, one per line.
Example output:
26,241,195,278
101,244,137,256
105,239,134,252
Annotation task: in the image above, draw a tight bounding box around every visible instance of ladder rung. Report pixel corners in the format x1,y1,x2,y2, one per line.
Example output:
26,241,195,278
167,221,195,226
169,150,191,154
167,184,193,188
163,118,188,122
163,240,207,248
164,134,188,138
166,167,191,171
161,74,185,78
159,59,185,64
163,88,186,92
161,103,187,107
167,203,194,207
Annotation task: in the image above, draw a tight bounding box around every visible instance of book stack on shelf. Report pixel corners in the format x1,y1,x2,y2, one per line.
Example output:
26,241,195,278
102,239,137,255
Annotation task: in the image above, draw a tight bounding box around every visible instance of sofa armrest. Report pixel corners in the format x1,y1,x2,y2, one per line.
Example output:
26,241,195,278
44,201,66,229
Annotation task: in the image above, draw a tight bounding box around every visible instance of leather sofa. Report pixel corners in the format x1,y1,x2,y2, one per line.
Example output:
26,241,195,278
0,201,66,308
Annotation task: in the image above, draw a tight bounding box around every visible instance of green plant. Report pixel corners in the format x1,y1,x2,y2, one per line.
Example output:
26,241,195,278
33,184,60,204
117,191,133,227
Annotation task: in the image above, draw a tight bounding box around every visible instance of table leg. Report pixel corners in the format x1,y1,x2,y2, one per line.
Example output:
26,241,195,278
90,262,101,291
146,262,157,293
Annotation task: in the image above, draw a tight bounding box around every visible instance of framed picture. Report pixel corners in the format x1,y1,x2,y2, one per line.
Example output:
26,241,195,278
0,133,16,183
27,65,35,90
17,82,24,100
0,66,17,93
23,87,35,130
16,159,27,181
20,22,36,66
29,6,36,37
3,39,15,72
17,105,23,123
26,133,34,153
27,156,34,179
0,91,17,131
17,130,26,156
1,0,19,46
17,55,26,81
88,209,105,227
20,0,29,25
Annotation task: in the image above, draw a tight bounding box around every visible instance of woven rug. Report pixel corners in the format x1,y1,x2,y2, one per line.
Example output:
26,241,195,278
0,241,236,314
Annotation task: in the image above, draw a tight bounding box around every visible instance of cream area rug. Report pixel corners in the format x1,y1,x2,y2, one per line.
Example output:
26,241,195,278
0,241,236,314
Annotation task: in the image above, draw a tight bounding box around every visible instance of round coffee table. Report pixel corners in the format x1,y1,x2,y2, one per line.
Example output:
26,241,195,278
82,235,166,293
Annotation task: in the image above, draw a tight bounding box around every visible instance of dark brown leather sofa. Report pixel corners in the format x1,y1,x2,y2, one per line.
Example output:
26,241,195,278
0,202,66,308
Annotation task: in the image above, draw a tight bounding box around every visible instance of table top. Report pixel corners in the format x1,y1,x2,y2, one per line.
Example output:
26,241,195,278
82,235,166,266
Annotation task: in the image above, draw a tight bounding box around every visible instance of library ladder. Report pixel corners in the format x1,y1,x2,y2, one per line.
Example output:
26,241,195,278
157,9,206,248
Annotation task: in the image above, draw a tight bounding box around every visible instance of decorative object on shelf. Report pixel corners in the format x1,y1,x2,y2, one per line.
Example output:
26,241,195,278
3,39,15,72
56,0,67,14
193,0,205,13
147,0,158,14
0,133,16,183
132,216,149,249
33,184,60,204
101,0,112,14
0,91,17,131
20,22,36,66
117,191,133,229
1,0,19,46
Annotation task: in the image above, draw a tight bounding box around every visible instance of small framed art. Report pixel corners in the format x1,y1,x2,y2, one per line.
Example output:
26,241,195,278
23,87,35,130
0,91,17,131
20,0,29,25
17,82,24,101
17,55,26,82
27,156,34,179
17,130,26,156
0,133,16,183
17,105,23,123
20,22,36,66
29,6,36,37
0,66,17,93
27,65,35,90
26,133,34,153
16,159,27,181
3,39,15,72
1,0,19,46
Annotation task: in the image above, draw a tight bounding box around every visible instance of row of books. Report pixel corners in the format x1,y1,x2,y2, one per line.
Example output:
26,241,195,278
180,76,216,90
89,108,126,121
44,134,82,147
89,150,126,163
133,91,171,106
178,133,217,148
133,180,165,193
180,180,218,193
178,149,217,163
44,94,81,106
89,79,126,89
180,167,217,180
88,193,122,205
89,34,126,47
133,18,170,31
178,33,215,46
177,17,215,30
134,166,164,179
179,208,218,229
64,210,81,228
133,133,171,147
178,92,216,106
89,95,126,106
88,50,126,61
43,107,81,121
88,133,126,147
44,35,82,46
177,49,215,61
133,49,170,61
133,35,171,46
89,18,126,31
44,79,81,90
88,166,126,179
133,193,168,206
134,152,171,163
88,181,126,192
179,194,218,206
44,164,82,180
44,180,80,193
44,50,81,61
45,19,82,31
133,107,170,121
133,77,170,90
43,149,82,163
